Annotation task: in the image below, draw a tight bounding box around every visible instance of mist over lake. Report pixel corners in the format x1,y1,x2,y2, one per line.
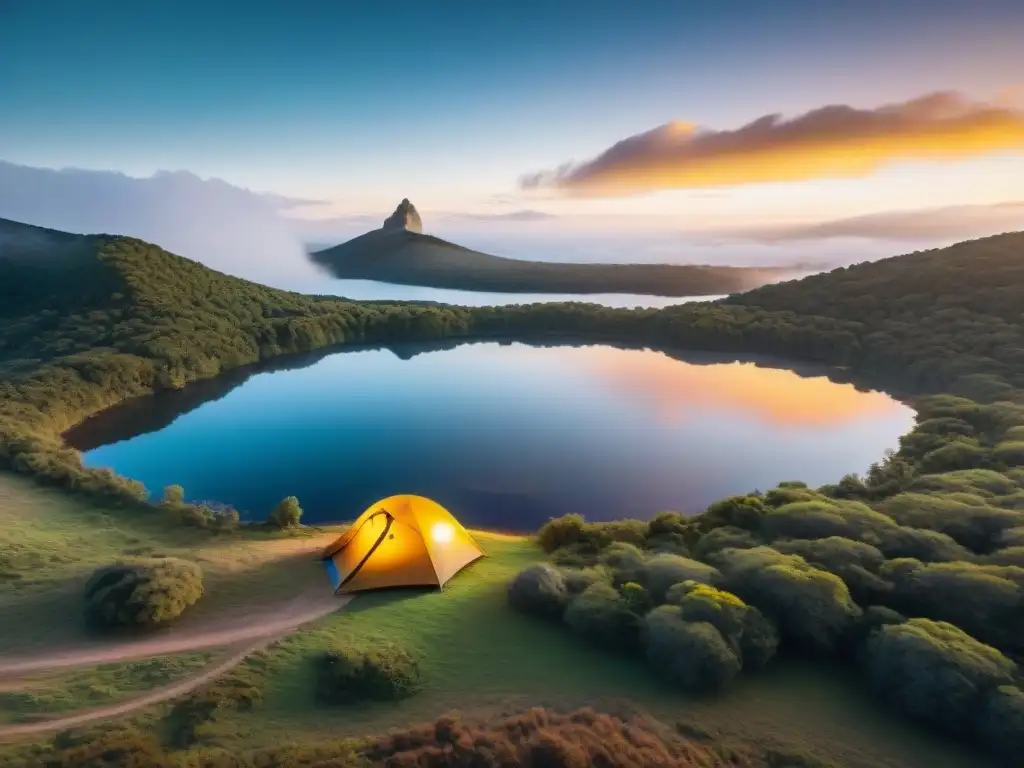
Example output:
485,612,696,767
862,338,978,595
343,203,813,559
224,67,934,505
68,341,916,532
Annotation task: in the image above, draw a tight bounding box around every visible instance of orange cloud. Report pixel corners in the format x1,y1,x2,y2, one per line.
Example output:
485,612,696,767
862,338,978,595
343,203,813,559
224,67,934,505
520,92,1024,196
580,348,902,427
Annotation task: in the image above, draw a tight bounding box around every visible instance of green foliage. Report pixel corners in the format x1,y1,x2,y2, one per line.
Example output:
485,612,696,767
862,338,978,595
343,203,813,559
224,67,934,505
880,558,1024,653
642,606,742,692
693,525,760,558
164,670,262,748
160,484,184,505
978,685,1024,761
618,580,652,615
267,495,302,528
701,494,768,532
562,582,638,650
536,513,647,554
710,546,861,654
507,562,569,620
315,642,421,705
863,619,1015,737
83,557,203,629
994,441,1024,467
773,537,890,604
641,552,722,602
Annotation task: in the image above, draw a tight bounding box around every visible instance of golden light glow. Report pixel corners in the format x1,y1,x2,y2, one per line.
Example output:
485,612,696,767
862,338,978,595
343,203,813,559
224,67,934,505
430,522,455,544
521,92,1024,195
580,348,902,427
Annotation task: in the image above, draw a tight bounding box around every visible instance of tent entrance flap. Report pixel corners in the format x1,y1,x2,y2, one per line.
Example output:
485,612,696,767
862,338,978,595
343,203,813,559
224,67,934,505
321,494,486,594
338,511,394,590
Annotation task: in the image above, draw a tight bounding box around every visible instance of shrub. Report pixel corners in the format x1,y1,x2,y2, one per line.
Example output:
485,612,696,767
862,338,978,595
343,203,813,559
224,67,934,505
507,563,570,620
844,605,907,653
619,581,652,615
986,546,1024,567
315,643,421,704
692,525,760,558
563,583,638,650
537,514,647,554
879,492,1023,553
919,440,987,473
599,541,647,585
165,671,262,747
268,495,303,528
561,566,608,595
773,537,890,604
642,606,742,692
739,606,780,670
83,558,203,629
978,685,1024,760
880,558,1024,653
161,484,185,505
710,546,861,654
699,494,767,532
43,725,168,767
862,619,1015,737
665,581,779,670
872,524,974,563
641,552,722,602
994,441,1024,467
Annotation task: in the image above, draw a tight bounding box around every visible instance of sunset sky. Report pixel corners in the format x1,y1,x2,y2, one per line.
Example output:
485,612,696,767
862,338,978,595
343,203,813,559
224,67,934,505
2,0,1023,234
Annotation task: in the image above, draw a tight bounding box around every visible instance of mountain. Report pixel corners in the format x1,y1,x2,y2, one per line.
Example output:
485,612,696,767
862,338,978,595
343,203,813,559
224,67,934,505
310,200,793,296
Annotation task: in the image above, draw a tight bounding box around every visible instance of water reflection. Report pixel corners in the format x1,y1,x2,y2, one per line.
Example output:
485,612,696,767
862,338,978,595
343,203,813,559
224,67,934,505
68,341,915,531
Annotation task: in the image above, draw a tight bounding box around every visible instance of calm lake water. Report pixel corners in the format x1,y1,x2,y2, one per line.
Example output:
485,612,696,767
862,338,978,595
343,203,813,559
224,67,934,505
67,341,916,532
295,277,727,308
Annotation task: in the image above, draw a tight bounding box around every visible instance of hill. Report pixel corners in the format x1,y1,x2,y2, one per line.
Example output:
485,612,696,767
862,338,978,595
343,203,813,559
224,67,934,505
3,218,1024,764
310,199,791,296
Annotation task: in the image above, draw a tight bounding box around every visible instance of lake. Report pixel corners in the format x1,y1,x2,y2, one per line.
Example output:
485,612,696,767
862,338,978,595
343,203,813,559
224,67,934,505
291,276,728,308
67,341,916,532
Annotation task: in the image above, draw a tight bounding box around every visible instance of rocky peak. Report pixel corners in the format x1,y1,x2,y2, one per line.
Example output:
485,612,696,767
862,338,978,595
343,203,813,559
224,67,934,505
382,198,423,234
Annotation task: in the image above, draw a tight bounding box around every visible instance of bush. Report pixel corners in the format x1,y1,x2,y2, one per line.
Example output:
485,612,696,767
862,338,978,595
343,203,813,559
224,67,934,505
598,541,647,585
710,546,861,654
862,619,1015,737
641,552,722,602
268,495,303,528
665,581,779,670
537,514,648,554
978,685,1024,760
563,583,638,650
83,558,203,629
879,492,1023,553
43,725,168,767
994,441,1024,467
872,524,974,563
161,484,185,505
642,606,742,692
507,563,570,620
773,537,890,605
164,671,262,747
692,525,760,558
880,558,1024,653
699,494,767,532
315,643,421,704
619,581,652,615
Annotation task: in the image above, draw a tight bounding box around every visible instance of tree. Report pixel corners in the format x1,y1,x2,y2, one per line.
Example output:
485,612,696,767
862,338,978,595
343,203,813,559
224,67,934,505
268,495,303,528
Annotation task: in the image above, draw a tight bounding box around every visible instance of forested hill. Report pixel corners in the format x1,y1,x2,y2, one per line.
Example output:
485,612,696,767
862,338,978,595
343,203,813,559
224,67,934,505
727,231,1024,327
3,216,1024,505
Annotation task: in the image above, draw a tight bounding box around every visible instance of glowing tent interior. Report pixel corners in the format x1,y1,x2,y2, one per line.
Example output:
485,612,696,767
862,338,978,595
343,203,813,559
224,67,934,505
321,494,486,594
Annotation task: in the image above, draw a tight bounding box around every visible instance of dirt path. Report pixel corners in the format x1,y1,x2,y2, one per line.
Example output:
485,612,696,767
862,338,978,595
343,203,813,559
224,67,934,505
0,593,347,678
0,594,351,739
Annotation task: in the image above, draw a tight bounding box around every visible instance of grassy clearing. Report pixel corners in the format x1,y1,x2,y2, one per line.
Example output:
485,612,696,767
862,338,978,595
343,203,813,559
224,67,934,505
200,534,984,768
0,475,338,653
0,653,213,724
0,478,990,767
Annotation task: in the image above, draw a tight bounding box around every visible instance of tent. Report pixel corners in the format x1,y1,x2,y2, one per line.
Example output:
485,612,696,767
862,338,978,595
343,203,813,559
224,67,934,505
321,494,485,594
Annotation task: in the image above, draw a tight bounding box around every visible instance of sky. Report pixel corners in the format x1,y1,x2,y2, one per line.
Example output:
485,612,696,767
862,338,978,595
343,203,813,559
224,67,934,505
2,0,1023,268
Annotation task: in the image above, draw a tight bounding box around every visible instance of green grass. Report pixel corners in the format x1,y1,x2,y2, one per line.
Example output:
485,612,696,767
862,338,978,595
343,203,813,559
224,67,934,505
0,653,214,724
0,474,337,653
194,534,984,768
0,479,991,767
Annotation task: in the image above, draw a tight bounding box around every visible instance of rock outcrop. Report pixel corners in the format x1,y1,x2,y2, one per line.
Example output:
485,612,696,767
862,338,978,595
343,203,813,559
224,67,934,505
382,199,423,234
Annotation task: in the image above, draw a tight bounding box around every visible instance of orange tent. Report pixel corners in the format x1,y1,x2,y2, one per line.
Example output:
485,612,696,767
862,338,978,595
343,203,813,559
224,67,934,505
321,494,485,594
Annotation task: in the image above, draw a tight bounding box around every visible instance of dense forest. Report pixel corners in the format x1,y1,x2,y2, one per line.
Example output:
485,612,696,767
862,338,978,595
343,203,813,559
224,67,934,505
3,218,1024,762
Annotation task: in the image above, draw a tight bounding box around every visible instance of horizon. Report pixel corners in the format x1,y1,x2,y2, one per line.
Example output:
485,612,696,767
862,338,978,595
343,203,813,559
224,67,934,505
2,1,1023,283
